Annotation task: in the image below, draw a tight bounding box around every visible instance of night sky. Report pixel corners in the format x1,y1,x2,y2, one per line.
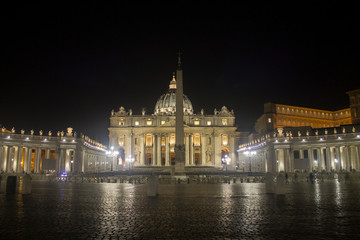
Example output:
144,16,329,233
2,2,359,145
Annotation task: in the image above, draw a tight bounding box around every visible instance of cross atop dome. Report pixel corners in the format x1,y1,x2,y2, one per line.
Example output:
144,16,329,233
169,72,176,89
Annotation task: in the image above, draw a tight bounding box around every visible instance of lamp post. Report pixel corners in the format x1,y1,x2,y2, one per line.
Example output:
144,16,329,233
244,150,256,173
126,155,135,172
221,155,231,175
106,146,119,172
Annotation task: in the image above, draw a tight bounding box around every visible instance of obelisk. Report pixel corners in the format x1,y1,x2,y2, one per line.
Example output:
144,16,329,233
174,51,186,175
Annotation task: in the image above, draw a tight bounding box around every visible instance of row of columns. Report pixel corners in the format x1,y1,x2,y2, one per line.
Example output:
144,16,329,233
121,133,233,168
270,144,360,172
0,145,76,174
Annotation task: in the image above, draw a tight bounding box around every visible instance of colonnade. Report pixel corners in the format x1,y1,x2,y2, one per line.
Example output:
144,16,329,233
115,132,236,168
0,132,107,174
273,144,360,173
0,145,76,173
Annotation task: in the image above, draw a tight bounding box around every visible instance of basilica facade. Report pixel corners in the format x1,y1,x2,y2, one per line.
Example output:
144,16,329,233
108,74,238,169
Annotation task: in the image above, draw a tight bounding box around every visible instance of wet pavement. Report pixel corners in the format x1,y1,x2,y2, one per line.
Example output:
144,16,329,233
1,180,360,239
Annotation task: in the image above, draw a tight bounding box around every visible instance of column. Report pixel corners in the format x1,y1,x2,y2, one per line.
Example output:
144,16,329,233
24,148,30,173
59,148,65,173
27,147,33,173
55,147,60,173
335,147,341,171
46,148,50,159
185,134,189,166
308,148,314,171
140,135,145,166
353,145,360,171
34,148,41,173
344,146,351,171
276,149,280,172
340,146,345,170
0,146,4,172
189,134,194,165
284,148,289,172
229,135,236,169
278,149,285,172
152,135,156,166
289,148,295,172
126,133,132,162
299,149,304,159
16,146,23,173
201,134,206,166
71,149,76,172
156,134,161,166
165,134,169,166
6,146,13,172
318,148,324,171
12,146,19,173
214,134,221,167
81,150,86,173
325,147,331,172
267,144,276,173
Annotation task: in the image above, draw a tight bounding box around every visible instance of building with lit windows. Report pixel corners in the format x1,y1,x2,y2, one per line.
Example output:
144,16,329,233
239,89,360,173
108,74,239,169
255,103,352,135
0,127,107,174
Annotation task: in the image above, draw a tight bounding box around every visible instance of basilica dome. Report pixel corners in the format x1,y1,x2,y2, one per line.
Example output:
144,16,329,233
154,74,193,115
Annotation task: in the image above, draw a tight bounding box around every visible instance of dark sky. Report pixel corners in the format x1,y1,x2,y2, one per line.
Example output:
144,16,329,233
1,1,359,145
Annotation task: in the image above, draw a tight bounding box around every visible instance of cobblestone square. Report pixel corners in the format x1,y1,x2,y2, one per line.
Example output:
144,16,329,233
1,180,360,239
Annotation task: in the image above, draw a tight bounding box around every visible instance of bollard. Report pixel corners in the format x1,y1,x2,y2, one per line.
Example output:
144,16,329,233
22,174,32,194
187,178,190,184
147,175,159,197
233,178,236,183
276,173,286,195
265,173,275,194
6,176,17,194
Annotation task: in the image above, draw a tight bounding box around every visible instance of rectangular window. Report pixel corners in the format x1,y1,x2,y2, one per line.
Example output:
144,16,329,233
194,120,200,125
146,135,153,146
194,135,201,146
135,121,139,126
207,121,211,126
304,150,308,159
268,118,272,123
146,121,152,126
294,150,300,159
222,119,228,125
161,120,166,125
222,135,228,146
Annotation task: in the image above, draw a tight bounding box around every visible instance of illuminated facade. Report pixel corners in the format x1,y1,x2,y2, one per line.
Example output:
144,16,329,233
240,89,360,173
0,127,107,174
108,74,238,169
347,89,360,124
255,103,352,135
239,125,360,173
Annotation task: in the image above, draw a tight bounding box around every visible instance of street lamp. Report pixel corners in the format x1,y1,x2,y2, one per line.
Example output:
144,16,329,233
221,155,231,175
106,146,119,172
126,155,135,172
244,150,256,173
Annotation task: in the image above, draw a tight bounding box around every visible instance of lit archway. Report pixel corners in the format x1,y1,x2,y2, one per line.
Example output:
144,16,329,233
221,147,230,164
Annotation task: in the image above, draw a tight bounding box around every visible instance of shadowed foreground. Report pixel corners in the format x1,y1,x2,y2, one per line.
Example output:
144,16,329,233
1,180,360,239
